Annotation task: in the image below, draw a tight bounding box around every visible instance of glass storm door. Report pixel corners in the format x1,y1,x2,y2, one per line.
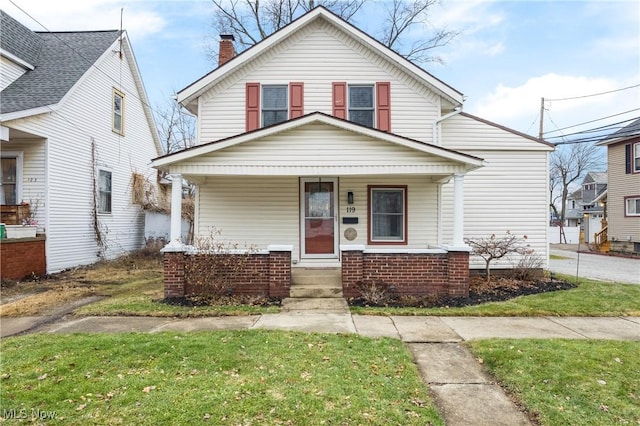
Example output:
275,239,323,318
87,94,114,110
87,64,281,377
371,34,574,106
301,178,337,258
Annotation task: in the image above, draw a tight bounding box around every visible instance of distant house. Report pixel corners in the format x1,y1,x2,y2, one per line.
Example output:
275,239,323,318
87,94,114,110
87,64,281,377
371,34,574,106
564,188,584,227
596,118,640,255
152,7,553,300
579,172,608,244
0,11,163,279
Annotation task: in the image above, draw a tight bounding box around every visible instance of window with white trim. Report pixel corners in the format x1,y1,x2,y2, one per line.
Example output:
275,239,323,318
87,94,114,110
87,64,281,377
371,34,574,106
262,85,287,127
634,143,640,173
0,157,18,205
112,88,125,135
369,186,406,243
625,196,640,216
98,170,112,214
349,85,374,128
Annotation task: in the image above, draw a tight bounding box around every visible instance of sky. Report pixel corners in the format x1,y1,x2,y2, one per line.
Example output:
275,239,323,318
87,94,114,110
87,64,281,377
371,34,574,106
2,0,639,147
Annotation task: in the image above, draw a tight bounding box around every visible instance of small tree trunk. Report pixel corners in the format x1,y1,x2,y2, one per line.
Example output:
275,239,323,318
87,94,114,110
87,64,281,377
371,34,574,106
485,259,491,283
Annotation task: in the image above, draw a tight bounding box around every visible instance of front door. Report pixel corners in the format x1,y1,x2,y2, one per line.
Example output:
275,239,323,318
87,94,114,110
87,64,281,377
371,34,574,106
301,178,338,258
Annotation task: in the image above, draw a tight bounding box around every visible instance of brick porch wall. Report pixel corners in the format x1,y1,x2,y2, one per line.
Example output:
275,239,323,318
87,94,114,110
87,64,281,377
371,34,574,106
162,249,291,299
0,236,46,281
342,249,469,298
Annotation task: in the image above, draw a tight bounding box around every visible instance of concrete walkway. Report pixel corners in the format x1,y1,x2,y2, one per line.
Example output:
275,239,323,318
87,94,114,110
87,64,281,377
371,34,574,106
1,299,639,426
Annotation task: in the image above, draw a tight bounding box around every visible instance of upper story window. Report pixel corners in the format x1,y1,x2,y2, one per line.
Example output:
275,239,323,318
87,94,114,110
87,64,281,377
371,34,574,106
348,85,374,128
333,82,390,132
246,82,304,131
112,89,125,135
625,196,640,217
634,143,640,172
262,85,288,127
98,169,112,214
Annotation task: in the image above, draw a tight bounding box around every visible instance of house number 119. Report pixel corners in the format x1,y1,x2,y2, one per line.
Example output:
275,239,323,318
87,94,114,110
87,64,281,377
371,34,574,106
346,207,356,213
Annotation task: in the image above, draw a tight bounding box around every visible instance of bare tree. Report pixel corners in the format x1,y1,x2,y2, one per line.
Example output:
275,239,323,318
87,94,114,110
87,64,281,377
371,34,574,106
154,94,196,154
465,231,531,283
207,0,457,65
549,143,603,238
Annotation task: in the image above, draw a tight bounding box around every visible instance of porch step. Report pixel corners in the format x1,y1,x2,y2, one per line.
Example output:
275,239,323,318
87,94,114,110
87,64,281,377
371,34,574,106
281,298,349,312
290,267,343,298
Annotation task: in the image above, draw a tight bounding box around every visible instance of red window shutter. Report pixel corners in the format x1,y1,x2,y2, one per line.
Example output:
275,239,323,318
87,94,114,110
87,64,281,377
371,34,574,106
246,83,260,131
376,82,391,132
289,82,304,118
332,82,347,119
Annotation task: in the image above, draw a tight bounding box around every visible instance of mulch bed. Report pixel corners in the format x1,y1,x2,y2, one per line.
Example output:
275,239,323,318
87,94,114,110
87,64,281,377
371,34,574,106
348,276,577,308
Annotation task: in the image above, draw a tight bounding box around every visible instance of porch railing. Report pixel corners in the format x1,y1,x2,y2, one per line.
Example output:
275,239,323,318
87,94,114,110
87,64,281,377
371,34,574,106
594,226,610,253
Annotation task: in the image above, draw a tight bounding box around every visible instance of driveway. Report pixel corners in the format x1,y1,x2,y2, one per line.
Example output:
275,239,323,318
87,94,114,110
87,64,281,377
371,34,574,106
549,245,640,285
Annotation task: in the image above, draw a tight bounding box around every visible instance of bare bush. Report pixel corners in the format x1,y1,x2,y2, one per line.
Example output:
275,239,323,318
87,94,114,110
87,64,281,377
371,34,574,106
510,253,545,281
355,280,393,305
465,231,532,283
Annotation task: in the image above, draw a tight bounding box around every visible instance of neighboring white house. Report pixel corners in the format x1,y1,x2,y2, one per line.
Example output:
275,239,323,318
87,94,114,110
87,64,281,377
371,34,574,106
152,7,554,299
0,10,163,276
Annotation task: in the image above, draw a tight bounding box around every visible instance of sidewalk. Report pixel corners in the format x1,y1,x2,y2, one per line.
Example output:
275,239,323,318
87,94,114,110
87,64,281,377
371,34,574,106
1,300,639,426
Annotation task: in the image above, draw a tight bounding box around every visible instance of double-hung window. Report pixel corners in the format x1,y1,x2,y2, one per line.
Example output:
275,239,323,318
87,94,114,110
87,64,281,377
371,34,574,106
98,170,112,214
262,85,288,127
369,186,406,243
634,143,640,172
0,153,21,205
348,85,374,128
625,196,640,217
112,89,125,135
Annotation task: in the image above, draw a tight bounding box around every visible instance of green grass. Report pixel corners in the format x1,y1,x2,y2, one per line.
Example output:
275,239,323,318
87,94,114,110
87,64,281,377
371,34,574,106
0,331,443,425
468,339,640,426
550,254,571,260
350,276,640,317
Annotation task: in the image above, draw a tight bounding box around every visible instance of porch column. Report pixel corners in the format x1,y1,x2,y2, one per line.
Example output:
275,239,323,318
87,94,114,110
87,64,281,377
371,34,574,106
170,173,182,243
452,173,465,246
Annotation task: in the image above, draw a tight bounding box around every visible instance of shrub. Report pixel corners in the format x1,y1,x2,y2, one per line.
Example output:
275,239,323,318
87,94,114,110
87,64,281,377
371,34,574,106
355,280,393,305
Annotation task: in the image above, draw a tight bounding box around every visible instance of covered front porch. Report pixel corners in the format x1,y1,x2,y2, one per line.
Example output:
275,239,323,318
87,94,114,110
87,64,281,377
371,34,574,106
152,113,484,300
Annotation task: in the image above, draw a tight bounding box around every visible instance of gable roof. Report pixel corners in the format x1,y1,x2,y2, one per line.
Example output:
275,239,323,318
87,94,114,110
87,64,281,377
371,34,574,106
177,6,463,111
152,111,484,171
0,11,121,115
597,117,640,145
583,171,607,185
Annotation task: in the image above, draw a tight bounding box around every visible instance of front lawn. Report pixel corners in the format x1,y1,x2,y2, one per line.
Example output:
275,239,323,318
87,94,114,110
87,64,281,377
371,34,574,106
0,331,442,425
468,339,640,426
349,276,640,317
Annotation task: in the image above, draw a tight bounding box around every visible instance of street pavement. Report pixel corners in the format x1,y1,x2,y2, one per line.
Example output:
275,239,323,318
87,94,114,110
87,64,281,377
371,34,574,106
549,245,639,285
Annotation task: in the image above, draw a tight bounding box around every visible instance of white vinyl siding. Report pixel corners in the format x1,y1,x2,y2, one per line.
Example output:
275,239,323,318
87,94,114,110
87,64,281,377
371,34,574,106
1,37,160,273
198,20,440,143
0,55,27,90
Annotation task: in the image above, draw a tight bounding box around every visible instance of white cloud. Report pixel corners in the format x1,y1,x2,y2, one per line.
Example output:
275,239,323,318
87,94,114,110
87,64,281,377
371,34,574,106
472,73,640,136
0,0,166,40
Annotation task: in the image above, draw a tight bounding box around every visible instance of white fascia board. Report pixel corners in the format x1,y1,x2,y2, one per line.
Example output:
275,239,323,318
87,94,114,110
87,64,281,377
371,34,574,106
152,113,484,169
0,48,35,70
0,105,55,121
177,8,463,107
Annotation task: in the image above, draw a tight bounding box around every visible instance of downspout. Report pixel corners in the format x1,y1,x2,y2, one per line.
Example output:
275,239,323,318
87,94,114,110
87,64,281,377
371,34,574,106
434,106,462,245
432,106,462,146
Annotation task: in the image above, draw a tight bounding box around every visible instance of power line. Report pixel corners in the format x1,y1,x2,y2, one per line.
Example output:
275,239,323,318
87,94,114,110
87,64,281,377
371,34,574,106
545,83,640,102
543,108,640,135
546,117,637,140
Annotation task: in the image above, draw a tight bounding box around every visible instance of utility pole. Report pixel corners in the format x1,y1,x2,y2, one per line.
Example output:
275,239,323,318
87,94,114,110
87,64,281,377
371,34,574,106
538,97,545,140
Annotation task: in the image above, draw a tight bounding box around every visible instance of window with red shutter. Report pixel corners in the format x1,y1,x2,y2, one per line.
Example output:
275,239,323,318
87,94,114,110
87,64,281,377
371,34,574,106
246,83,260,131
333,81,391,131
289,82,304,118
376,82,391,132
332,82,347,119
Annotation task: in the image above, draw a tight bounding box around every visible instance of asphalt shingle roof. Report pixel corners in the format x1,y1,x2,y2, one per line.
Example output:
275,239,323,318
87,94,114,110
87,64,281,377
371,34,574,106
602,117,640,142
1,11,121,115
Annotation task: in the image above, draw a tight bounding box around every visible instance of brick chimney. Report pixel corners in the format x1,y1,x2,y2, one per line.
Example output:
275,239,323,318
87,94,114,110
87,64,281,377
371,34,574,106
218,34,235,66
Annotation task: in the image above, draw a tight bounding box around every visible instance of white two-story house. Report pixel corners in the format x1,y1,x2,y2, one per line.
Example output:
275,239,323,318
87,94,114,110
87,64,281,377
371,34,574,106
152,7,553,299
0,11,162,279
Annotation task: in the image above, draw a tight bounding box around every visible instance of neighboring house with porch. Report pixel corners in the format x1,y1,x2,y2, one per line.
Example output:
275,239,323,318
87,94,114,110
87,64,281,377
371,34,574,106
0,11,162,279
152,7,553,300
577,171,608,244
596,118,640,255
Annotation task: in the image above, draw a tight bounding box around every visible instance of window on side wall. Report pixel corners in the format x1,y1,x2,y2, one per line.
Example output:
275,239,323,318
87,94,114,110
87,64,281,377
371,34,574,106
369,186,406,244
625,196,640,217
262,85,288,127
634,143,640,173
112,88,125,135
0,157,18,205
98,170,112,214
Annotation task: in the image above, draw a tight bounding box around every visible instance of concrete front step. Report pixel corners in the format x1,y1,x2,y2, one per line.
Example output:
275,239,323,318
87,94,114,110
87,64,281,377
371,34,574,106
281,297,349,312
290,285,343,298
291,267,342,287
